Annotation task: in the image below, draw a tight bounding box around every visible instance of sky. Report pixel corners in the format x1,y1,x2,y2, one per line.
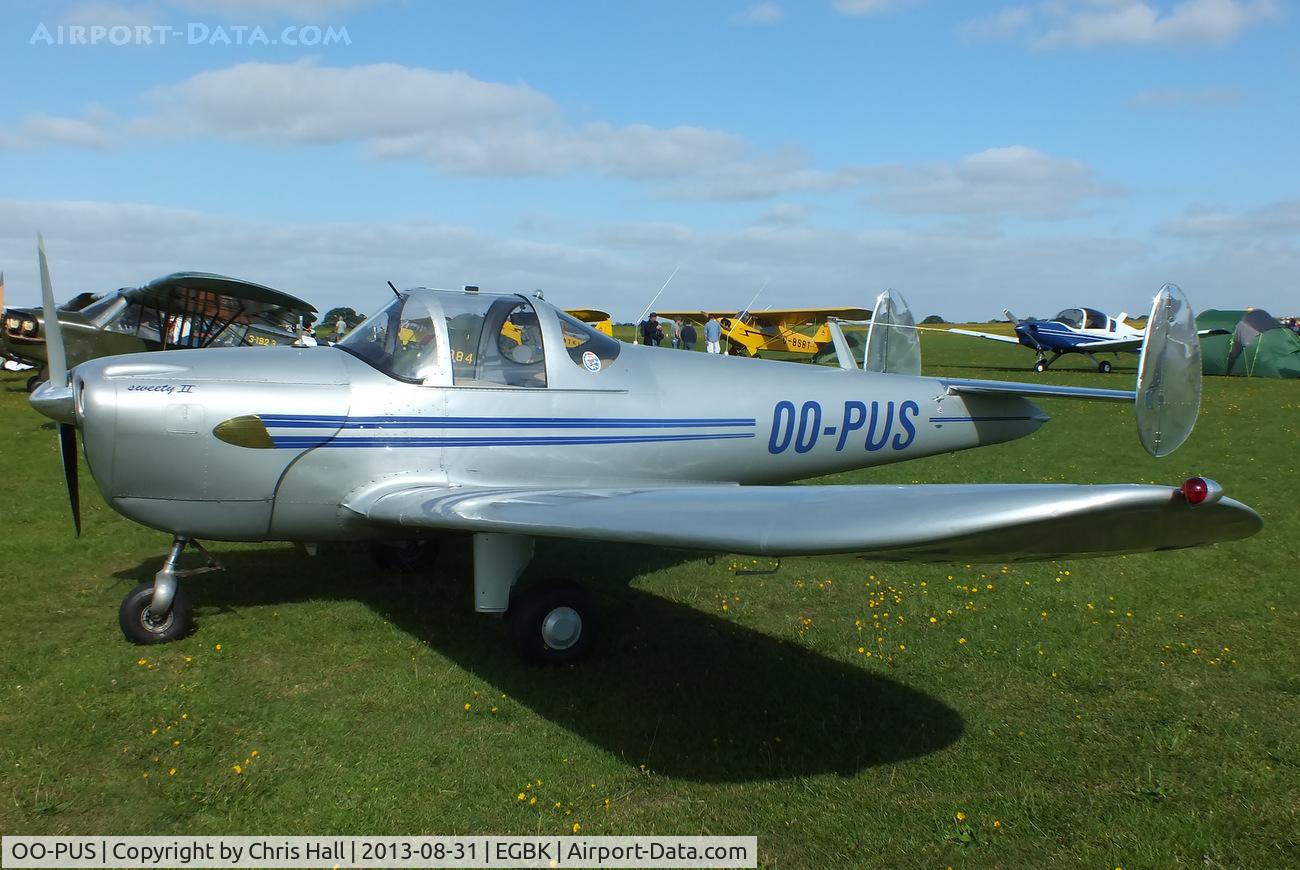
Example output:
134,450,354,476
0,0,1297,321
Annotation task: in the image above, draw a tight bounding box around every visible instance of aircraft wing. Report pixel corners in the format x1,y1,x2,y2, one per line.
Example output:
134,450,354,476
347,481,1260,561
1048,328,1228,355
746,307,873,325
654,310,738,322
948,327,1022,345
1068,336,1146,353
565,309,611,322
127,273,317,324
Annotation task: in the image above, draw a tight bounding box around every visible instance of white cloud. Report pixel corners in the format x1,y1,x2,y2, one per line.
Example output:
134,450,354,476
129,60,749,179
959,0,1280,48
0,111,113,149
863,146,1120,219
653,150,867,201
832,0,913,16
11,195,1285,323
753,203,812,226
1160,200,1300,238
732,2,784,25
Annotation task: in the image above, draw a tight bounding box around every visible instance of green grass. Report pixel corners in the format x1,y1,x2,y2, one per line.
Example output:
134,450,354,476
1,333,1297,868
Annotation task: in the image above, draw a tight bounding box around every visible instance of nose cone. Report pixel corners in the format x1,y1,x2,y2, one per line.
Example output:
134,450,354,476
1014,321,1040,349
29,380,74,423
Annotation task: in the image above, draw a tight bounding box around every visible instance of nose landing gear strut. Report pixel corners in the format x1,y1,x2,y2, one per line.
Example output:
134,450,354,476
118,536,223,644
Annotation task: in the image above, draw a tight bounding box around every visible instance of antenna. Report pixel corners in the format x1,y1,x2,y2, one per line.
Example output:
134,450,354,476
387,280,401,299
633,265,681,343
737,278,769,323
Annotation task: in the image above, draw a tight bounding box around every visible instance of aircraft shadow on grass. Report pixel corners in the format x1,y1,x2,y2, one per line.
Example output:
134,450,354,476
114,539,964,784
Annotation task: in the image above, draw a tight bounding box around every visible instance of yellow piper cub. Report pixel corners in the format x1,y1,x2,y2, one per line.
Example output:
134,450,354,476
657,307,871,357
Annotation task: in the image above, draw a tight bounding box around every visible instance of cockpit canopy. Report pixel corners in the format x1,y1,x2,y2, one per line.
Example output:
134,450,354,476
338,288,620,387
1054,308,1108,330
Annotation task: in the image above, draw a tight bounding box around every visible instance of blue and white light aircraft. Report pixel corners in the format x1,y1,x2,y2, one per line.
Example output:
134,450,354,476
950,306,1219,374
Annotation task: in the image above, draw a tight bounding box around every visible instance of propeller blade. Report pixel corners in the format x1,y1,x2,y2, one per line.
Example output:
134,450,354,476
38,233,69,387
58,421,81,536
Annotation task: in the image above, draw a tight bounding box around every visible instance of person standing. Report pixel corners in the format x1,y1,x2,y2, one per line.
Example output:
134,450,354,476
681,320,697,352
641,313,662,347
672,317,683,349
334,316,347,339
704,314,722,354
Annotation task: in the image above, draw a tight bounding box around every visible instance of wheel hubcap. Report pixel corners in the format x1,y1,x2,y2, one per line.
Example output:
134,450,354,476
541,607,582,650
140,607,173,634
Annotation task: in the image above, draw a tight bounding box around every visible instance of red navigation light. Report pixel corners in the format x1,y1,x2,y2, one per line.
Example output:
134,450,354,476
1181,477,1210,505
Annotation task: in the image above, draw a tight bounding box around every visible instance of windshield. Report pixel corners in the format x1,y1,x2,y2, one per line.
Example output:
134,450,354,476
338,293,441,383
1054,309,1084,329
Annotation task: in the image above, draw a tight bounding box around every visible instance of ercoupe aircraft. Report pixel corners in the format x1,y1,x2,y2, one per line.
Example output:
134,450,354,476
2,271,316,392
30,238,1261,664
949,306,1223,374
657,307,872,359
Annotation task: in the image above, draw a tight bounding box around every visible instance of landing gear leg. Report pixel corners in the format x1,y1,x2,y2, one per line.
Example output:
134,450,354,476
118,536,222,644
1032,353,1061,373
1083,352,1112,373
470,532,600,664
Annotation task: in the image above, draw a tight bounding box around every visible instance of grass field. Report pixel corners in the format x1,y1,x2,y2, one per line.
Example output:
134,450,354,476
1,331,1296,868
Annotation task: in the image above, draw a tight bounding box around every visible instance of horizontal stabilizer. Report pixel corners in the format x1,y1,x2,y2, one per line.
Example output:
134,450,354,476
941,378,1134,403
349,481,1261,562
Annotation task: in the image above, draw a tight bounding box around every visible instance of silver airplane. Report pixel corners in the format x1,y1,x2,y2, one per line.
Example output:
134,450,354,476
29,238,1262,663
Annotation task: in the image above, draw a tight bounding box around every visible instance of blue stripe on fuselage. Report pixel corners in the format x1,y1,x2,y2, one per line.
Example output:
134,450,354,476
268,432,756,449
259,414,757,429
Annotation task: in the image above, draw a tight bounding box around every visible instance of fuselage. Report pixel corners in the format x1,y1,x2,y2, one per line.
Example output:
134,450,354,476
68,289,1048,543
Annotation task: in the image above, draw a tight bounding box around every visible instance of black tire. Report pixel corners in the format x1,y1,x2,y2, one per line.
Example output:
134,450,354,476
118,582,193,645
508,578,600,665
370,539,439,574
1033,360,1048,373
1098,360,1112,373
26,374,44,393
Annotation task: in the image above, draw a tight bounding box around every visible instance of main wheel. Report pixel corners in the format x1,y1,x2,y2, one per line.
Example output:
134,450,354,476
508,578,600,665
1033,359,1048,373
1098,360,1113,373
118,582,194,644
25,374,44,393
371,539,439,574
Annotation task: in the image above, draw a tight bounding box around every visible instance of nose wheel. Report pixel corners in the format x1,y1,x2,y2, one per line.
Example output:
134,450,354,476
118,536,221,645
508,578,600,665
119,582,193,644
